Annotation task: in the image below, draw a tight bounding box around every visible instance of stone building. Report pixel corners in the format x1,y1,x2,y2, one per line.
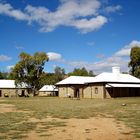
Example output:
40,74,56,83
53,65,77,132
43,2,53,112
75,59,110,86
39,85,58,96
0,80,29,97
56,67,140,98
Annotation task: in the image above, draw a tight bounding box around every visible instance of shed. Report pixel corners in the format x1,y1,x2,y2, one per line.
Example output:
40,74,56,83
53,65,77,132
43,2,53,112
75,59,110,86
39,85,58,96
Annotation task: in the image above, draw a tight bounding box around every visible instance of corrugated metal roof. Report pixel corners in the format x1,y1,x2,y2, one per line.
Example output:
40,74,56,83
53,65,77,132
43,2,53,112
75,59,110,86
106,83,140,88
87,72,140,83
0,80,15,88
39,85,58,91
0,80,27,88
56,76,94,85
56,73,140,85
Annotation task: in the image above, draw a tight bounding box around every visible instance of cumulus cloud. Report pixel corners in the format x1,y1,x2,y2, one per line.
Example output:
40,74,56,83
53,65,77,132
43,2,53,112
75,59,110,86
66,56,128,74
0,55,11,61
115,40,140,57
47,52,62,61
0,3,29,20
104,5,122,13
25,0,107,33
71,16,107,33
66,40,140,73
0,0,122,33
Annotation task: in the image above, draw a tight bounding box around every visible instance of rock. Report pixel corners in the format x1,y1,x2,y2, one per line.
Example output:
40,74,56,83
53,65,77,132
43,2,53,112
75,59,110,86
121,103,126,106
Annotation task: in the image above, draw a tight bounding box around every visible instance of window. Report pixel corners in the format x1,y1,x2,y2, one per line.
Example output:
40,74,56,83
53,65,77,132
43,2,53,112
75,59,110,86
95,87,98,94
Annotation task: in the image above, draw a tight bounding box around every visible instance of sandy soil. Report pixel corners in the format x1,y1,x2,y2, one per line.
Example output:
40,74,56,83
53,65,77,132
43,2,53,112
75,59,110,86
0,104,16,113
27,117,136,140
0,103,137,140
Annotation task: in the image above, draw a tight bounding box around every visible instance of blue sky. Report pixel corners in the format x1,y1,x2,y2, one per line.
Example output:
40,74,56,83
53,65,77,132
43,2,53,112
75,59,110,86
0,0,140,74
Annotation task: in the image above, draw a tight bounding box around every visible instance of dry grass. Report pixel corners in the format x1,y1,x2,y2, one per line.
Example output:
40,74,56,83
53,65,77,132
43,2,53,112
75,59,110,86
0,97,139,139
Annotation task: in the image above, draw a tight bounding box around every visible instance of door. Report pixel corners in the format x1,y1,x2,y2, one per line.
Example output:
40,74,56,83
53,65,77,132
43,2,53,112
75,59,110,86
0,90,2,97
74,88,80,98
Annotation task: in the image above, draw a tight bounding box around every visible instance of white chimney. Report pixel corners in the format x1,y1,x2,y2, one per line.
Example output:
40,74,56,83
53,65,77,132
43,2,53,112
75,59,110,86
112,66,120,75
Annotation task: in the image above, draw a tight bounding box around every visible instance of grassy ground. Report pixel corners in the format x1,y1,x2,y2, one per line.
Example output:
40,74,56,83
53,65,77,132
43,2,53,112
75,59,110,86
0,97,140,139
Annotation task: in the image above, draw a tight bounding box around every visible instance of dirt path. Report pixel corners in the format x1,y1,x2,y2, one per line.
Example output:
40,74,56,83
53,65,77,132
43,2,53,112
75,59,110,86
0,103,137,140
0,103,16,113
27,117,136,140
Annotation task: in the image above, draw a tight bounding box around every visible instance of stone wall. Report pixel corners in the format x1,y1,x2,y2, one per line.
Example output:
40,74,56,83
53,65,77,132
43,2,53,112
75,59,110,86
0,89,28,97
83,84,104,99
38,91,58,96
59,86,74,97
58,84,105,99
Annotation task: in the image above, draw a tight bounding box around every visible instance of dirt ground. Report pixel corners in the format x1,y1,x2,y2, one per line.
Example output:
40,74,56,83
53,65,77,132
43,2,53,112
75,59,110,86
27,117,137,140
0,103,138,140
0,103,16,113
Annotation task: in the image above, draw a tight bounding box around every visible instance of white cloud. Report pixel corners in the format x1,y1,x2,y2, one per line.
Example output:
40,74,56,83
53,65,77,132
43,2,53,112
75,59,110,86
47,52,62,61
0,0,120,33
0,3,29,20
115,48,131,57
65,40,140,73
25,0,106,33
104,5,122,13
71,16,107,33
0,55,11,61
44,40,139,73
115,40,140,57
66,56,128,74
7,65,14,71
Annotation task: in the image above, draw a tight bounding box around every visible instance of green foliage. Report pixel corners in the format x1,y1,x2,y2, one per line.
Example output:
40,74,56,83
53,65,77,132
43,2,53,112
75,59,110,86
88,70,95,76
54,66,65,82
0,72,4,79
0,72,10,79
129,47,140,78
40,73,57,85
39,66,65,85
10,52,49,95
68,67,94,76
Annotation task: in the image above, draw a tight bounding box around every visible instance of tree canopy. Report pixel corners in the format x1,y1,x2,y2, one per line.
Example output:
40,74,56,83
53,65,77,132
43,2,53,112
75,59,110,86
11,52,49,95
54,66,65,82
0,71,11,79
0,72,4,79
68,67,94,76
39,66,65,85
129,46,140,78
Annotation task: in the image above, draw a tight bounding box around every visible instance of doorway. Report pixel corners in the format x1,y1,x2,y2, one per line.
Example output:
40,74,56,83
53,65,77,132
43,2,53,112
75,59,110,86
0,90,2,97
74,88,80,98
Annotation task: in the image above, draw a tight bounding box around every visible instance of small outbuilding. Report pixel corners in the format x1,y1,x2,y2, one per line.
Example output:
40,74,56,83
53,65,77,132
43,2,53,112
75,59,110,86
56,67,140,99
39,85,58,96
0,80,29,97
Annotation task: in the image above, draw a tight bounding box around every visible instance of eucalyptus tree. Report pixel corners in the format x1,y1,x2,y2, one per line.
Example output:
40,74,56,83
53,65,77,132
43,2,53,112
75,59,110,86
11,52,49,95
129,46,140,78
